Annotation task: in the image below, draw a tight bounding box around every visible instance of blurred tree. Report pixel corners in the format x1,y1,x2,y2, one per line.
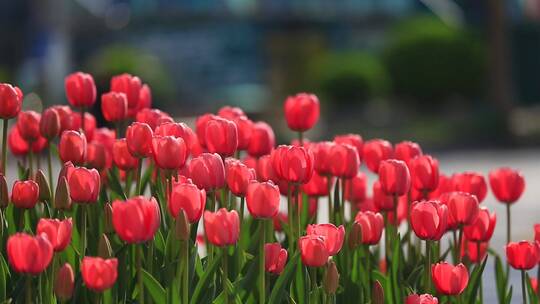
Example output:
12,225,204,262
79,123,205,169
383,16,486,110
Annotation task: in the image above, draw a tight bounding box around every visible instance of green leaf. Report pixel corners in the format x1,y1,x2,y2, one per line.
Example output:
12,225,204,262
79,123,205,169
526,272,539,304
268,252,299,304
142,269,166,303
390,234,402,304
464,257,487,301
107,170,127,200
190,250,223,304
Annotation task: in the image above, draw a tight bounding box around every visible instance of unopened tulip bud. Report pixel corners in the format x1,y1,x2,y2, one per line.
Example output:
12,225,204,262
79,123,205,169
373,280,384,304
36,169,51,202
323,260,339,294
103,204,114,234
348,222,362,250
98,234,113,258
54,263,74,301
54,177,72,210
0,175,8,208
175,209,191,241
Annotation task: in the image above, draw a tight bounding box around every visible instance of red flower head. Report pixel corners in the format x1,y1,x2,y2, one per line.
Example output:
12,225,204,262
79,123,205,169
195,113,218,148
40,107,61,140
7,233,53,275
406,294,438,304
112,196,160,243
372,180,394,211
334,133,363,160
306,223,345,256
67,111,96,141
218,106,245,120
101,92,128,122
112,139,139,171
169,178,206,223
265,243,288,275
65,72,96,108
506,241,540,270
126,122,153,158
451,172,487,203
284,93,320,132
54,263,75,301
8,127,30,156
271,145,314,184
11,180,39,209
354,211,384,245
17,111,41,142
246,180,280,219
463,207,496,242
410,200,448,241
378,159,411,196
205,116,238,157
256,154,279,182
410,155,439,194
86,143,108,170
225,158,256,197
299,235,329,267
247,122,275,157
152,136,188,170
431,262,469,295
155,122,197,153
446,191,480,226
535,224,540,244
81,257,118,292
329,143,360,178
204,208,240,246
137,84,152,111
273,212,288,232
67,166,100,204
187,153,225,191
460,239,488,263
362,139,393,173
388,195,409,226
430,173,452,200
135,109,171,131
233,116,254,151
489,167,525,204
344,172,367,202
36,218,73,252
302,171,330,197
394,141,422,164
0,83,23,119
59,130,87,165
313,141,335,176
50,105,72,133
110,73,142,117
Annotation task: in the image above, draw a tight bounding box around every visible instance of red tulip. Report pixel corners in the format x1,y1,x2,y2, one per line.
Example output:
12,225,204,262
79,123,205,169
431,262,469,295
169,178,206,223
534,224,540,244
218,106,245,120
50,105,72,133
372,180,394,211
271,145,314,184
11,180,39,209
233,116,253,150
59,130,87,165
329,143,360,178
86,143,108,170
451,172,487,203
246,180,280,218
195,113,218,148
136,109,171,131
112,196,160,243
152,136,188,170
8,127,31,156
410,200,448,240
298,235,329,267
17,111,41,142
354,211,384,245
101,92,128,122
7,233,53,275
126,122,153,158
531,278,538,293
463,207,496,242
438,192,458,231
273,212,288,232
356,197,378,213
112,139,139,170
256,154,279,182
203,208,240,246
429,173,452,200
36,218,73,252
137,84,152,111
155,122,197,153
65,72,96,108
67,166,100,203
506,241,540,270
265,243,288,274
460,239,488,263
225,158,256,197
344,172,367,202
394,141,422,164
284,93,320,132
388,196,408,226
205,116,238,157
489,167,525,204
247,122,275,157
306,224,345,256
0,83,23,119
187,153,225,190
81,257,118,292
446,191,479,226
313,141,335,176
363,139,393,173
406,294,438,304
68,111,96,140
410,155,439,194
378,159,411,196
54,263,75,301
40,108,61,140
302,171,330,197
334,133,363,160
110,73,142,117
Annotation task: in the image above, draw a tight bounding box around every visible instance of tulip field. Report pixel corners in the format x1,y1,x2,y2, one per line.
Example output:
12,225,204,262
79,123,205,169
0,73,537,304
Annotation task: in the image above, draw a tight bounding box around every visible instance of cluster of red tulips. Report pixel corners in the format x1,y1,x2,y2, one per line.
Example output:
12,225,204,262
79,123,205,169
0,73,536,304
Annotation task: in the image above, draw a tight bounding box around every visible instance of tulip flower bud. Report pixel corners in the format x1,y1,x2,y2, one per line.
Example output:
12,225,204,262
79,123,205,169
103,204,114,234
98,234,113,258
373,280,384,304
175,209,191,241
0,175,8,209
54,177,72,210
35,169,51,202
40,108,61,140
323,260,339,294
54,263,74,301
348,221,362,250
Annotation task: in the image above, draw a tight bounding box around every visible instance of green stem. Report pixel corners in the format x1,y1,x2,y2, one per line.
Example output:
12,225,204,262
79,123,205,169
137,244,145,304
310,267,317,293
478,242,483,303
28,148,33,178
452,230,458,264
25,275,31,304
295,186,301,241
340,178,346,224
222,247,229,304
287,184,295,251
1,119,7,176
136,159,143,195
522,270,528,304
182,240,189,304
259,220,266,304
47,144,54,203
327,175,333,224
297,132,303,146
365,245,372,299
506,204,511,245
383,212,389,264
425,240,431,293
457,227,464,263
333,178,340,225
94,292,101,304
81,206,87,255
19,209,25,231
239,197,245,230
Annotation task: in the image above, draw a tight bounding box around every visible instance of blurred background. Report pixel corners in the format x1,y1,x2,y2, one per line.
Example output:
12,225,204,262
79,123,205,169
3,0,540,148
